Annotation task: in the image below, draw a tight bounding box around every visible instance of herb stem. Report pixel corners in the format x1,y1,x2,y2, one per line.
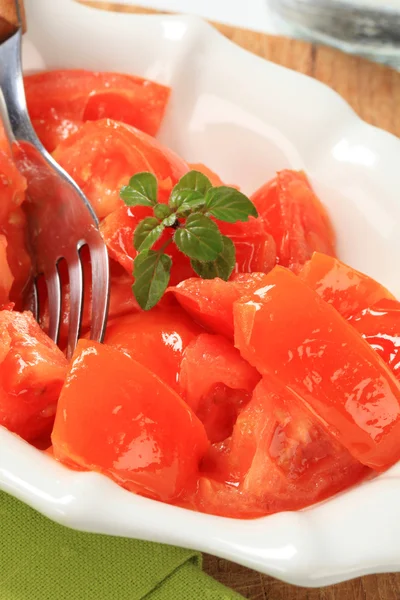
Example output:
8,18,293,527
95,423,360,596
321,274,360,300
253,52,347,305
159,237,173,254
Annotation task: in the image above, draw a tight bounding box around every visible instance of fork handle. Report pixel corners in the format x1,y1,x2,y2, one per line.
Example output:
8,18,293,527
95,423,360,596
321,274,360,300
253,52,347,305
0,0,25,43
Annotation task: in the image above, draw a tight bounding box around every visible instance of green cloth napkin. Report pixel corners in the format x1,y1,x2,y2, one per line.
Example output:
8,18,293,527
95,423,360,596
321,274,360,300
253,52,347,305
0,491,243,600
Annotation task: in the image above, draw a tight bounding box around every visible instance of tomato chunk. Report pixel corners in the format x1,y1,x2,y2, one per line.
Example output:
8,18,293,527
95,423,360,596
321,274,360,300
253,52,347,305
104,307,203,393
350,298,400,380
179,334,260,442
25,70,170,152
192,379,368,518
219,218,277,275
300,252,395,319
0,147,26,225
169,273,269,339
52,340,209,502
0,207,32,308
0,311,68,442
251,170,336,273
53,120,188,219
234,266,400,471
0,235,13,307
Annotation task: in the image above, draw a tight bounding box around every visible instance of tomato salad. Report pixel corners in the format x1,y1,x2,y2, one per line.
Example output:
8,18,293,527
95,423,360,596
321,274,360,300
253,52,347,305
1,69,400,519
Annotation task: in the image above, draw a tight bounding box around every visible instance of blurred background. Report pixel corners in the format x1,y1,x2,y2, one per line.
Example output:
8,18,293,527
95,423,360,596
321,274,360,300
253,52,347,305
95,0,400,69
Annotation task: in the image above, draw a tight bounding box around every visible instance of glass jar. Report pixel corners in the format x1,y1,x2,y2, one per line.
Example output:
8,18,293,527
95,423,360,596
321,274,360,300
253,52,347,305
267,0,400,68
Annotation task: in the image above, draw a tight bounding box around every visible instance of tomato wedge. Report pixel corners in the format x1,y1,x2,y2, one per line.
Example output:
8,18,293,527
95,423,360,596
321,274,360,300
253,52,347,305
53,119,189,219
179,333,260,442
0,207,32,307
52,340,209,502
234,266,400,471
251,170,336,273
300,252,395,319
169,273,269,339
104,307,203,393
218,218,277,274
192,379,368,518
25,70,170,152
350,298,400,380
0,310,68,442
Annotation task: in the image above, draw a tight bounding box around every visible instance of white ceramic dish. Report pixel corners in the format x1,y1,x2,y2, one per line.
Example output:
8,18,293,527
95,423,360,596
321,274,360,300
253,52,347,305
1,0,400,588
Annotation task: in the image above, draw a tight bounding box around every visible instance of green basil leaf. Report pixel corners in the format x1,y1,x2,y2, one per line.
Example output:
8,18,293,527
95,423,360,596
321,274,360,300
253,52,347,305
174,213,223,261
190,235,236,281
133,250,172,310
163,214,178,227
154,204,172,220
133,217,164,252
172,170,212,196
205,186,258,223
120,172,158,207
169,189,204,211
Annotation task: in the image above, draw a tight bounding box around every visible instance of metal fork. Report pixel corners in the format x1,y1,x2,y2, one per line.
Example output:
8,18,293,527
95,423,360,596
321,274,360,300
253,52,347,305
0,2,110,358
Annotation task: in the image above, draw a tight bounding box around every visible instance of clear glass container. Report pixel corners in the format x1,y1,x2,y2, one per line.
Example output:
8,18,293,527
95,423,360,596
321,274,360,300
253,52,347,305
268,0,400,68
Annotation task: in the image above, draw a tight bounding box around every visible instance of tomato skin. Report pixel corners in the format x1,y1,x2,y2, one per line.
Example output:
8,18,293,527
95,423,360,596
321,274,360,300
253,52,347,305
179,333,260,442
251,170,336,273
52,340,209,502
189,378,368,518
349,299,400,380
169,273,269,339
0,310,68,442
25,70,170,151
234,266,400,471
104,307,203,393
300,252,395,319
53,119,189,219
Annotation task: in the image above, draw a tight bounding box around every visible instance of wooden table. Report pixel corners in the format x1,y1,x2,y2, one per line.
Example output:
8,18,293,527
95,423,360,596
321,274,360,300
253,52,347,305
82,3,400,598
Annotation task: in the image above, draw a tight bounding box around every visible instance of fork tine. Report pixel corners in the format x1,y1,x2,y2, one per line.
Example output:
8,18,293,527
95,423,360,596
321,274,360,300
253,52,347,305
45,266,62,344
88,238,110,343
66,252,84,360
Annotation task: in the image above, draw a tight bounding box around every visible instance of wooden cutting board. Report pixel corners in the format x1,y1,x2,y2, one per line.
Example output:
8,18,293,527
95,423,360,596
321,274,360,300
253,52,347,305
82,3,400,599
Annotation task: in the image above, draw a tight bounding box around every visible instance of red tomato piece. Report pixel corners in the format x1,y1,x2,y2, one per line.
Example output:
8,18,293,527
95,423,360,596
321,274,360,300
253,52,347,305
300,252,395,319
234,266,400,471
0,148,27,225
251,170,336,273
169,272,269,339
179,333,260,442
349,298,400,380
25,70,170,151
0,235,13,307
52,340,209,502
191,379,368,518
53,119,189,219
105,307,202,393
100,204,195,285
219,217,277,274
0,207,32,307
0,310,68,442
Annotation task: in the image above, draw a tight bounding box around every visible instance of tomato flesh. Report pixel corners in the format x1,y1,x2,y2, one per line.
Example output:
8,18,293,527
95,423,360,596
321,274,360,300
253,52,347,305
349,298,400,380
25,70,170,152
234,266,400,471
0,310,68,441
53,120,189,219
104,307,203,393
179,333,260,442
0,236,13,307
300,252,395,319
52,340,209,502
251,170,336,273
191,379,368,518
169,273,269,339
